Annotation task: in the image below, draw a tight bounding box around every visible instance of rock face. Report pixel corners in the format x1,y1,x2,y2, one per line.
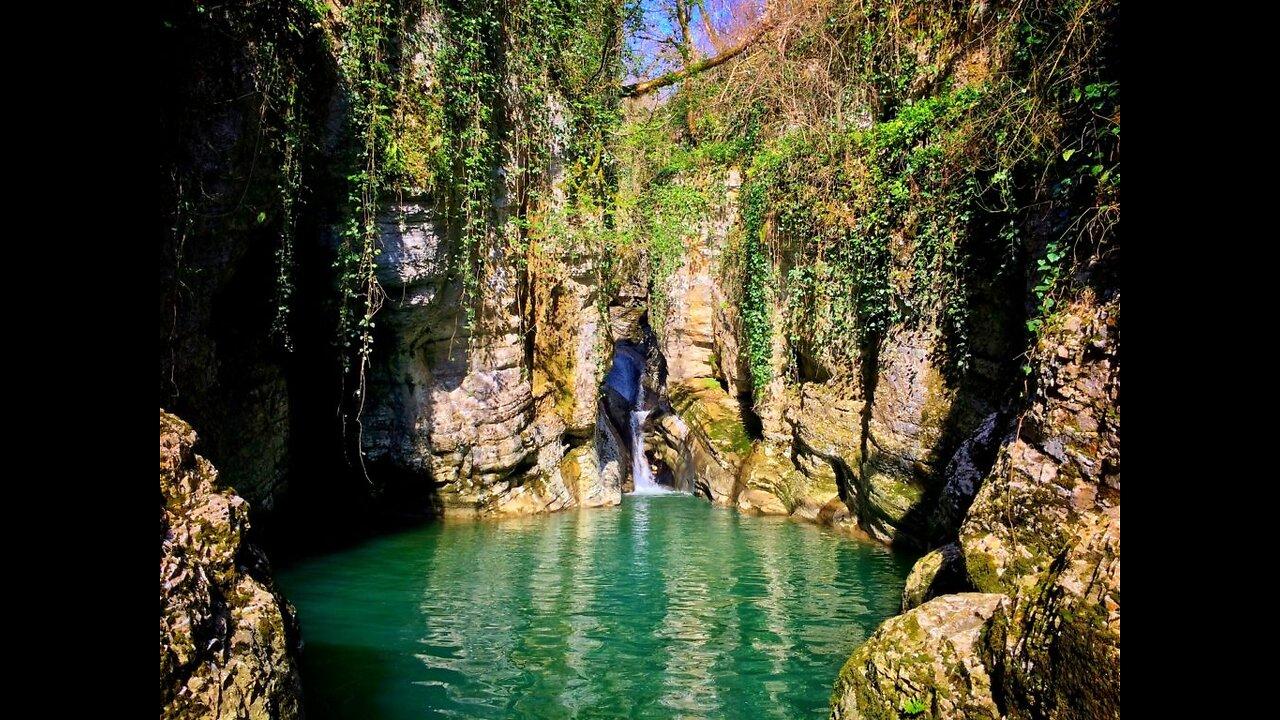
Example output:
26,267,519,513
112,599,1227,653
160,410,302,720
349,5,623,517
772,292,1019,546
163,1,628,531
830,593,1006,720
641,168,1014,544
986,510,1119,720
160,2,306,517
642,170,756,504
664,379,753,503
361,200,623,515
608,279,648,343
635,157,1022,543
960,294,1120,596
737,444,802,516
900,543,969,612
957,294,1121,720
832,294,1121,720
927,411,1009,545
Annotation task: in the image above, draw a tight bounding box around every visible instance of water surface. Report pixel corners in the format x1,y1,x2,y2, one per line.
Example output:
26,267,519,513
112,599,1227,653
278,495,914,719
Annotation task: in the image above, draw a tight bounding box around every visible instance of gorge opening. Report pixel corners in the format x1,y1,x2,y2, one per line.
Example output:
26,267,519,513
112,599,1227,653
160,1,1120,717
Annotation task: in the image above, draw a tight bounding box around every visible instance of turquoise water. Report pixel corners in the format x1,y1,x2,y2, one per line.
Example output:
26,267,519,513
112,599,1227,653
277,494,914,719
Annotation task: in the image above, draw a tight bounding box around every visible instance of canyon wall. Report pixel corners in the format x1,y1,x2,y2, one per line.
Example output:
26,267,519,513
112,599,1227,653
161,1,1118,716
613,1,1119,716
639,159,1120,720
356,4,623,515
161,0,627,532
160,1,321,517
361,191,624,514
830,293,1119,720
640,160,1020,547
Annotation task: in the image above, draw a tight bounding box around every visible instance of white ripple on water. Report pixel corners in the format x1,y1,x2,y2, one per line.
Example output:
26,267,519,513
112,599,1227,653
655,510,721,717
559,504,606,714
742,517,795,711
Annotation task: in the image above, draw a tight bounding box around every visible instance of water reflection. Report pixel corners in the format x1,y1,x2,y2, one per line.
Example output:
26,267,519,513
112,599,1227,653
278,495,914,719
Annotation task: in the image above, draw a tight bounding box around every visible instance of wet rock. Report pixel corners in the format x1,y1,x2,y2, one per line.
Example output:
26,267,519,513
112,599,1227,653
572,416,626,507
608,280,648,343
649,411,692,491
738,443,803,513
666,379,753,504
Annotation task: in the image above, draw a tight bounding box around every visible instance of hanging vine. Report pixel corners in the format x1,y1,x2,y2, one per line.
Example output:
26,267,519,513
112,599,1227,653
270,79,304,352
740,175,773,401
439,0,502,328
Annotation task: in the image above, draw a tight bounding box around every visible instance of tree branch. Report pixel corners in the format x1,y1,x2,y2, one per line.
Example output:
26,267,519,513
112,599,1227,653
620,15,774,98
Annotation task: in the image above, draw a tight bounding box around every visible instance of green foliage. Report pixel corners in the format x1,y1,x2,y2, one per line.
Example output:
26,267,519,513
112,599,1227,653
432,0,625,328
614,0,1118,402
644,181,709,325
438,0,502,325
333,0,401,376
182,0,328,354
1026,239,1065,336
507,0,625,325
740,176,773,400
900,696,928,716
738,87,984,375
328,0,625,355
271,79,304,353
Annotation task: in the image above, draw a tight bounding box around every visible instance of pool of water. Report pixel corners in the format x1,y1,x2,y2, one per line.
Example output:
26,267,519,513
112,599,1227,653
277,494,915,719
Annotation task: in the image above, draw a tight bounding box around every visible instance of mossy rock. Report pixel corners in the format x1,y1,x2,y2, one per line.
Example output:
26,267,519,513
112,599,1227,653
901,543,970,611
830,593,1006,720
669,379,753,457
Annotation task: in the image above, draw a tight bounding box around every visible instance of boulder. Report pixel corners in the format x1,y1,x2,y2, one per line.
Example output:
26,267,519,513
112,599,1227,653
830,593,1006,720
160,410,302,720
901,543,970,612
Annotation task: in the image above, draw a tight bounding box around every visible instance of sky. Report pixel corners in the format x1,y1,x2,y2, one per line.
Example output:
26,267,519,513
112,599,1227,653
623,0,767,85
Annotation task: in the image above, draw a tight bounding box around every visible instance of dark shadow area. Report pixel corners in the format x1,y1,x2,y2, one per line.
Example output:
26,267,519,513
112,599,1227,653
795,346,834,384
890,178,1032,549
161,1,453,565
739,397,764,440
294,641,407,720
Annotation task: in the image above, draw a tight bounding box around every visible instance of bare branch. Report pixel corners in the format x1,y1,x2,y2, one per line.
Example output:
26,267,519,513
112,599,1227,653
621,14,774,98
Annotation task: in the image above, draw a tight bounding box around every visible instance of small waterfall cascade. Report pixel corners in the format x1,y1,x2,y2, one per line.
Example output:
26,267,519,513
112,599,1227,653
629,384,663,494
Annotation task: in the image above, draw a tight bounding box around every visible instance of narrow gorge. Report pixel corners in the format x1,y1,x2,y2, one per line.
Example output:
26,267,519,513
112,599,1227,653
160,1,1119,718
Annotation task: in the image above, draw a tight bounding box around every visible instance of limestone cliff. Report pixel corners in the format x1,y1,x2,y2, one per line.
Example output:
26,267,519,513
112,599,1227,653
609,1,1119,716
356,4,622,515
360,194,624,514
160,411,303,719
640,162,1015,544
830,295,1119,720
161,0,626,530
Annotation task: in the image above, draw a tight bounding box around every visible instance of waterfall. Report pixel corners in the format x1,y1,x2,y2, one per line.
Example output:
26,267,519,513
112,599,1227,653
629,384,662,494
